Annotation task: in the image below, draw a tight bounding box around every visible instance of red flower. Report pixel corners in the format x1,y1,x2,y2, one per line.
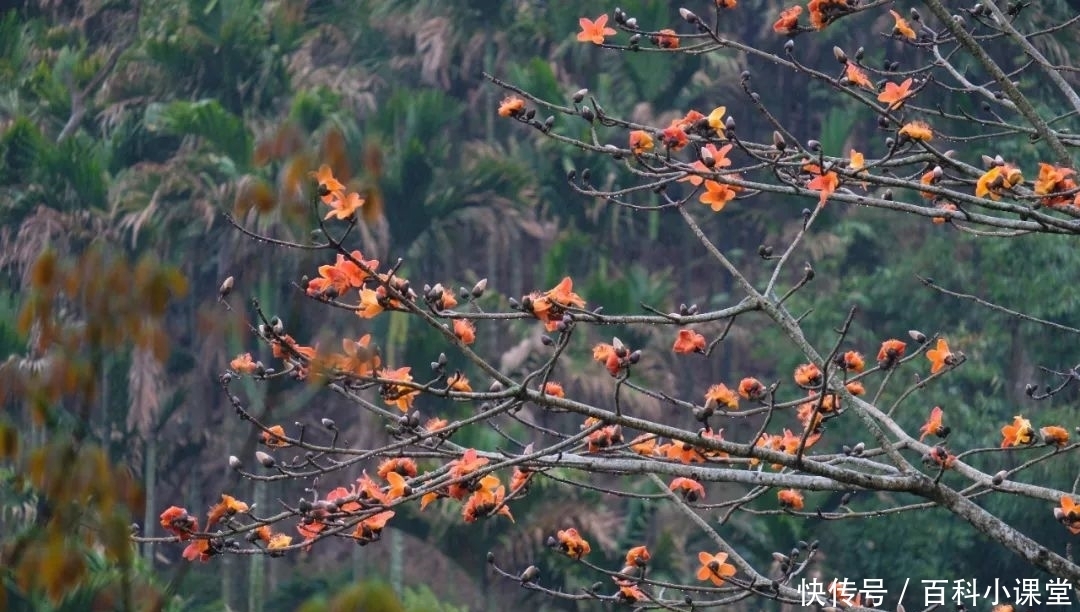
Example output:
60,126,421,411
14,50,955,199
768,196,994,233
773,5,803,34
876,339,907,368
673,329,707,354
778,489,805,510
919,406,947,441
160,506,198,540
669,477,706,502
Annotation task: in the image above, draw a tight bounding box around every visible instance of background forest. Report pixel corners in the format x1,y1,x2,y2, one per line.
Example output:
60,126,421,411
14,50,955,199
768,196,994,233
2,0,1080,610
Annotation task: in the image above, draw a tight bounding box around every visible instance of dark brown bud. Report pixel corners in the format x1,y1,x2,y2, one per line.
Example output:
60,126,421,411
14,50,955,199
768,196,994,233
807,139,821,151
228,455,242,470
256,451,275,468
580,106,594,123
471,278,488,298
572,88,588,103
833,46,848,64
908,329,927,343
520,565,540,583
679,8,699,23
218,276,234,300
772,131,786,150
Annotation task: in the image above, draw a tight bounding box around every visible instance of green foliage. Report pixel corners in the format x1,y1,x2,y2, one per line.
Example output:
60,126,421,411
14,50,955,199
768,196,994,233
144,99,252,166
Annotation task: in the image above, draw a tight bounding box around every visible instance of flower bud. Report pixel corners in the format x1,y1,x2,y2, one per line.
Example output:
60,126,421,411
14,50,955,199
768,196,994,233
471,278,488,298
218,276,234,300
908,329,927,343
833,46,848,64
256,451,275,468
992,470,1007,485
519,565,540,583
580,106,594,123
321,418,337,430
228,455,242,470
679,8,699,23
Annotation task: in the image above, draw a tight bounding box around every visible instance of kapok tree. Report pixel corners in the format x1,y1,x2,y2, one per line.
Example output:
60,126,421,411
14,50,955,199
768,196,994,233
144,1,1080,609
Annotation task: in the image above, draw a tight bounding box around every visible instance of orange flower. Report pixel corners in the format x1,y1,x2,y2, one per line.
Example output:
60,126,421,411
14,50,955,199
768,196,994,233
424,417,449,433
309,164,345,203
206,494,249,530
806,166,840,206
356,287,384,319
528,277,586,331
829,579,864,607
845,381,865,395
1041,426,1070,447
890,9,917,40
849,150,865,171
773,5,803,33
928,445,956,469
625,545,651,567
660,124,689,151
497,96,526,118
919,406,948,441
510,466,533,494
716,0,737,7
354,510,395,545
379,366,417,412
794,363,822,387
778,489,805,510
577,14,616,45
629,130,654,155
926,338,953,374
629,434,660,456
654,28,679,49
976,165,1023,200
267,533,292,551
592,342,626,377
447,371,472,392
701,180,739,211
182,538,212,562
696,551,737,586
669,477,706,502
377,457,418,480
705,383,739,410
452,318,476,345
542,381,565,397
738,377,766,400
663,439,707,464
339,333,381,377
160,506,197,540
932,201,956,224
878,78,915,110
899,120,932,141
384,471,409,500
586,424,623,453
807,0,847,30
260,424,289,448
1034,163,1078,206
844,64,873,90
462,476,514,523
876,339,907,368
555,527,591,559
1058,496,1080,534
230,352,258,374
1001,415,1035,448
840,351,865,373
680,144,735,188
673,329,707,354
324,191,365,221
